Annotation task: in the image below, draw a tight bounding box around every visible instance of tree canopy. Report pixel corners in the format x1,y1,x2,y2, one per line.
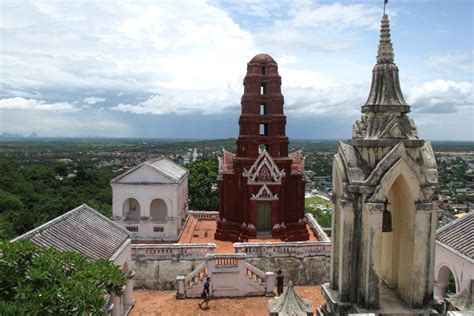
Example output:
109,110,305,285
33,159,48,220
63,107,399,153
186,156,219,211
0,240,126,315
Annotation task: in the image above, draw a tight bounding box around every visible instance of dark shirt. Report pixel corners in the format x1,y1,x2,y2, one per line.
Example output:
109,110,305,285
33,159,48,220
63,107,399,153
276,274,284,287
203,281,210,294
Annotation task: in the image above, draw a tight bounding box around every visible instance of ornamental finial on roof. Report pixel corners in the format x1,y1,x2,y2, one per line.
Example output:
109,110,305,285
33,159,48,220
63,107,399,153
376,12,394,64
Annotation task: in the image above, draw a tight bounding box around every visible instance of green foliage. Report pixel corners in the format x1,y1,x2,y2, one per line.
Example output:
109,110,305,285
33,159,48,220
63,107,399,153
0,157,113,239
186,156,219,211
305,196,332,227
305,206,332,228
0,240,126,315
446,272,456,295
0,189,23,213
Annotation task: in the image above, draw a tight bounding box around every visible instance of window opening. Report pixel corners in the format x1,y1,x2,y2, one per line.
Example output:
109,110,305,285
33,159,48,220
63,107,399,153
259,123,268,136
260,103,267,115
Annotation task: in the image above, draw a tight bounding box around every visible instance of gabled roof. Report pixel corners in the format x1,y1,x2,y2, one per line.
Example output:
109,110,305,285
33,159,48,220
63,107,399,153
243,150,285,185
12,204,132,260
110,157,188,185
437,211,474,261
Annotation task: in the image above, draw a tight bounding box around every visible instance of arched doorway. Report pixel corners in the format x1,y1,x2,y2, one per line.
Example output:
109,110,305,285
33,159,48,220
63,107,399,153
374,174,416,304
150,198,167,222
123,198,140,221
436,265,457,297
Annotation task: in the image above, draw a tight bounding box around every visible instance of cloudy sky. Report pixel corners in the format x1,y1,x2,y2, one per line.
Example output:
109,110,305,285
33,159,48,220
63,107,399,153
1,0,473,140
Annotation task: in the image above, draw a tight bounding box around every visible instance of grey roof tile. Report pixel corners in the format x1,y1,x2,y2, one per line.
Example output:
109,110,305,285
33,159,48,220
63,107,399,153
12,204,131,260
437,211,474,260
110,157,188,184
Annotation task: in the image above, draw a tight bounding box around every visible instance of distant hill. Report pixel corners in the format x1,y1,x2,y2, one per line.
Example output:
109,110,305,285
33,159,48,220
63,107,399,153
0,132,23,139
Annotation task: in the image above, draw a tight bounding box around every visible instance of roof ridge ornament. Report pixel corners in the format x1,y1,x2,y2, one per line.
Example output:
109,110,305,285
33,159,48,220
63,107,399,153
351,0,421,142
361,0,410,115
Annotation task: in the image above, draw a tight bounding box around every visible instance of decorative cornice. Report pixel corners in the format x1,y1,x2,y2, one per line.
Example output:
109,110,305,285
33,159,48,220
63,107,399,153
251,184,278,201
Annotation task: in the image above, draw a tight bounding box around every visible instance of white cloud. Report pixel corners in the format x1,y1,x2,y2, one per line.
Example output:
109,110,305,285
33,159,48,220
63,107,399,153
0,109,131,137
0,97,78,112
84,97,106,105
406,80,473,113
425,51,473,73
1,0,256,96
289,3,380,30
112,87,241,115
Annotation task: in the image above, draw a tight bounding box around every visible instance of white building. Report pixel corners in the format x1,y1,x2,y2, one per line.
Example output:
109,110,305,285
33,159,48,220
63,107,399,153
434,211,473,298
111,158,189,241
12,204,134,316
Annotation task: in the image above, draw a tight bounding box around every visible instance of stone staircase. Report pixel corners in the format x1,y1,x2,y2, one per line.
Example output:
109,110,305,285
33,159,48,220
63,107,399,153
177,253,275,298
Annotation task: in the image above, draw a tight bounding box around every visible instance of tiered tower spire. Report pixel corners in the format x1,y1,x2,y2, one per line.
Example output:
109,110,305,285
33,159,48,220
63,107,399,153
362,14,409,114
236,53,289,159
353,13,419,141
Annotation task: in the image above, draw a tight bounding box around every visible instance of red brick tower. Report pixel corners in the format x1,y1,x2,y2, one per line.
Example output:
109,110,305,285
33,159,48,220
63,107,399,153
215,53,309,242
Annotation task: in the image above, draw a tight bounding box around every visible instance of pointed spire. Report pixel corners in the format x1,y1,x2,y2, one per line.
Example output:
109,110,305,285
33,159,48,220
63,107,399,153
362,13,410,115
268,281,313,315
377,15,394,64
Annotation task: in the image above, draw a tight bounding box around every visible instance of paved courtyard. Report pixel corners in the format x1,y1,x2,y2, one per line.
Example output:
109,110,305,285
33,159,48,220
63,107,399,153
177,216,318,253
130,286,324,315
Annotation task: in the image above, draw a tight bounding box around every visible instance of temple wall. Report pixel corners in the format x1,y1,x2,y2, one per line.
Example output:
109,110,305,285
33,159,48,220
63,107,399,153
132,255,330,290
247,256,330,286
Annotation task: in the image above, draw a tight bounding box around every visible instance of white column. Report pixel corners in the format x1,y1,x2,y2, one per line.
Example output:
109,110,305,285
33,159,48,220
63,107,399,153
110,294,122,316
265,272,275,296
176,276,186,299
123,278,134,306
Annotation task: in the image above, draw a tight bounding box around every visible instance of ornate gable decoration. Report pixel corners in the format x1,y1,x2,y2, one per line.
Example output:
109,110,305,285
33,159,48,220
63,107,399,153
251,184,278,200
242,150,285,185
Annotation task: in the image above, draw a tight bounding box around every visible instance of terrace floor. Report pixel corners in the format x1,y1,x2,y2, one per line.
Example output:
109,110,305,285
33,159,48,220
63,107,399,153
130,286,324,316
176,216,318,253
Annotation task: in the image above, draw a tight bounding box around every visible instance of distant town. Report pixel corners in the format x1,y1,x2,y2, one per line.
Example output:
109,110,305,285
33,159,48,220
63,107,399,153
1,137,472,231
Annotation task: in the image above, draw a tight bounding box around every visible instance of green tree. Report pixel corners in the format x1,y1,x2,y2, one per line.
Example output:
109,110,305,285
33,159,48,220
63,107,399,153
187,156,219,211
0,189,24,213
0,240,126,315
305,206,332,228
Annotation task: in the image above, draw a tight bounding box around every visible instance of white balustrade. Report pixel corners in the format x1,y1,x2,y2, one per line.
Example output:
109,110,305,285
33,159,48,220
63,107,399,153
305,213,330,241
188,211,219,220
234,241,331,258
132,243,216,261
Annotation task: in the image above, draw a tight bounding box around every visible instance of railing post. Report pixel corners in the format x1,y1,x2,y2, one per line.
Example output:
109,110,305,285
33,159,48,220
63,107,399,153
265,271,275,297
176,276,185,299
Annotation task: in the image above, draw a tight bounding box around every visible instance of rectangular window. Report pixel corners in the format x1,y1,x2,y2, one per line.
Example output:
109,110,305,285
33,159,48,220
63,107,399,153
126,226,138,232
261,67,266,75
154,226,164,232
260,103,266,115
260,83,267,95
260,123,268,136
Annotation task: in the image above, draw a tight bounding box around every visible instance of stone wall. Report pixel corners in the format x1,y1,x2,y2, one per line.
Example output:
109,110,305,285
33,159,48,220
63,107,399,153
133,255,330,290
133,259,204,290
248,256,330,286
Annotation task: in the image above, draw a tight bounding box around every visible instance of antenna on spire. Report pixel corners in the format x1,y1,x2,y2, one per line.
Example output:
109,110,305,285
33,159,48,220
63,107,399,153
383,0,388,16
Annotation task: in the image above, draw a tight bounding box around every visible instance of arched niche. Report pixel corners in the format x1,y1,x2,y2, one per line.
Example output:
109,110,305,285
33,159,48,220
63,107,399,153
436,265,458,297
123,198,140,221
374,174,416,304
150,198,168,222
